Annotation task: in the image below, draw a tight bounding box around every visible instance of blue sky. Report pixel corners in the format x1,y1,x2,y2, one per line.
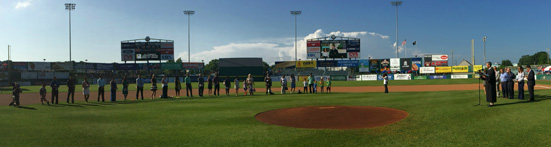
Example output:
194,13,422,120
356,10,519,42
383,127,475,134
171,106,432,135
1,0,550,65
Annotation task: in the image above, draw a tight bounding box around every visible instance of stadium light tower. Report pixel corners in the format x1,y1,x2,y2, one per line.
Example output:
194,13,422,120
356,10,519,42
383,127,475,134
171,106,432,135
483,36,486,64
65,3,76,62
184,10,195,63
291,11,301,71
391,1,402,58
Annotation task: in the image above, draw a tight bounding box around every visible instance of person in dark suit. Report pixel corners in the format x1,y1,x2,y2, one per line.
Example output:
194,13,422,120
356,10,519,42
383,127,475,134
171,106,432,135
481,62,497,106
66,75,76,104
507,68,515,99
526,65,536,101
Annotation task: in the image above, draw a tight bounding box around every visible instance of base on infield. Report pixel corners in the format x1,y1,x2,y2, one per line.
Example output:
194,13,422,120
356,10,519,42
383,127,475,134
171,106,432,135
255,106,408,129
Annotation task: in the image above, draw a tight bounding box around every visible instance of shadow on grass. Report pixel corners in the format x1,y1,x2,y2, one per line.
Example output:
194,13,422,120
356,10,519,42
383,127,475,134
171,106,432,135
492,95,551,107
16,106,37,110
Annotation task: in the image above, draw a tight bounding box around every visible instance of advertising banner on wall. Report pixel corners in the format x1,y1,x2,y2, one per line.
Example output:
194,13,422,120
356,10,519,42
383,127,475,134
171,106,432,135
394,74,412,80
330,75,347,81
21,72,37,79
117,64,137,70
28,62,51,71
121,49,135,61
275,61,296,69
37,72,55,79
411,58,422,71
430,75,448,79
96,64,114,70
13,62,28,71
377,74,394,80
452,66,469,73
369,59,380,72
51,62,74,71
451,75,469,79
337,60,358,67
360,75,378,81
473,65,483,72
182,63,204,69
400,58,412,72
74,63,95,70
435,66,452,73
390,58,400,71
296,61,317,68
380,59,390,71
420,67,435,74
161,63,182,70
317,61,337,67
432,55,449,61
358,60,370,72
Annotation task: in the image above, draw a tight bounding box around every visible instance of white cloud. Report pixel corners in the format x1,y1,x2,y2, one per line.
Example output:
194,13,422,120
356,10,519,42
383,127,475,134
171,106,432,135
15,0,32,9
178,29,395,65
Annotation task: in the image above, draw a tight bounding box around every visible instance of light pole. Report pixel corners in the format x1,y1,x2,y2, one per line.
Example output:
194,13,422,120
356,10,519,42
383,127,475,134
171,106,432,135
483,36,486,64
451,49,454,66
184,10,195,63
391,1,402,58
290,11,301,71
547,48,550,64
65,3,75,62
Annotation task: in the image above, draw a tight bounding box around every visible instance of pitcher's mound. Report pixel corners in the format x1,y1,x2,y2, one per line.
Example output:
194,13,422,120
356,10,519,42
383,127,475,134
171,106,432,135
255,106,408,129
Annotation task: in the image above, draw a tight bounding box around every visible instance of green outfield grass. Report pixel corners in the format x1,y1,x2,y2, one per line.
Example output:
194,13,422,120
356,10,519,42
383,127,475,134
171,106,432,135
0,79,480,94
1,89,550,146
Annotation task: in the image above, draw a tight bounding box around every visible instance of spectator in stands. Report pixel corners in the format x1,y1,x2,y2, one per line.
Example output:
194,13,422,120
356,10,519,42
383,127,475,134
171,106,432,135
97,75,106,102
214,74,220,96
175,75,181,97
234,76,240,96
207,75,213,96
280,75,287,94
265,74,272,95
82,77,90,103
66,75,76,104
290,74,296,94
198,74,205,97
161,75,168,98
150,74,157,99
50,76,60,104
122,76,129,101
224,76,231,96
38,83,50,105
308,73,314,93
247,74,255,95
185,73,193,97
136,74,144,100
110,78,117,102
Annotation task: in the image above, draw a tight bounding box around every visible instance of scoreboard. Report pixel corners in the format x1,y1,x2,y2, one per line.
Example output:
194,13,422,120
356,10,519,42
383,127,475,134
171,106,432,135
121,39,174,61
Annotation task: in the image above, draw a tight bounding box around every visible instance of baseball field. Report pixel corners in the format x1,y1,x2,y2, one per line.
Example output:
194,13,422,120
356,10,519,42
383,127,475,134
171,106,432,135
1,79,550,146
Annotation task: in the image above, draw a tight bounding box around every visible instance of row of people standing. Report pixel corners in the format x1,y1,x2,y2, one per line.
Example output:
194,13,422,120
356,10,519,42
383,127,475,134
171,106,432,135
483,62,536,107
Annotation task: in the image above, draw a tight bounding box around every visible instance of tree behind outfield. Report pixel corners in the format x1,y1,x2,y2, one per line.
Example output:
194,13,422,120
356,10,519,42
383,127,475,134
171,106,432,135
518,51,550,65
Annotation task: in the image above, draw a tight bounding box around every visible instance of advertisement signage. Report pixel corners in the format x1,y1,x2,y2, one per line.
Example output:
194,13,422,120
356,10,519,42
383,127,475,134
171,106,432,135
74,63,95,70
117,64,137,70
420,67,435,74
96,64,114,70
369,59,380,72
473,65,483,72
51,62,74,71
400,58,412,72
307,47,320,53
380,59,390,71
337,60,358,67
182,63,204,69
411,58,422,71
13,62,28,71
390,58,400,71
414,76,427,80
330,75,347,81
121,49,135,61
451,75,469,79
424,56,432,67
452,66,469,73
358,60,370,72
275,61,295,69
307,41,321,59
394,74,412,80
307,41,321,47
21,72,37,79
377,74,394,80
360,75,377,81
435,66,452,73
161,63,182,70
317,61,337,67
430,75,448,79
37,72,54,79
307,53,320,59
296,61,317,68
28,62,51,71
432,55,449,61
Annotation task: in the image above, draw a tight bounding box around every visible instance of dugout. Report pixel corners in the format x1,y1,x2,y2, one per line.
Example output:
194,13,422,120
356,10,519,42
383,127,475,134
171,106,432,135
218,58,264,81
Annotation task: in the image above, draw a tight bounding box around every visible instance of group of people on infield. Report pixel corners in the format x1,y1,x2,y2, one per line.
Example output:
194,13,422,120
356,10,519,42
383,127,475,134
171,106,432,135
481,62,536,107
7,72,332,107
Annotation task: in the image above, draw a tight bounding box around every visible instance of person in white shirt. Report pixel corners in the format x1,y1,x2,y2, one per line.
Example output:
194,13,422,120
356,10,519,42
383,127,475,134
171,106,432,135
383,73,389,93
281,75,287,94
97,75,106,102
516,66,525,100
